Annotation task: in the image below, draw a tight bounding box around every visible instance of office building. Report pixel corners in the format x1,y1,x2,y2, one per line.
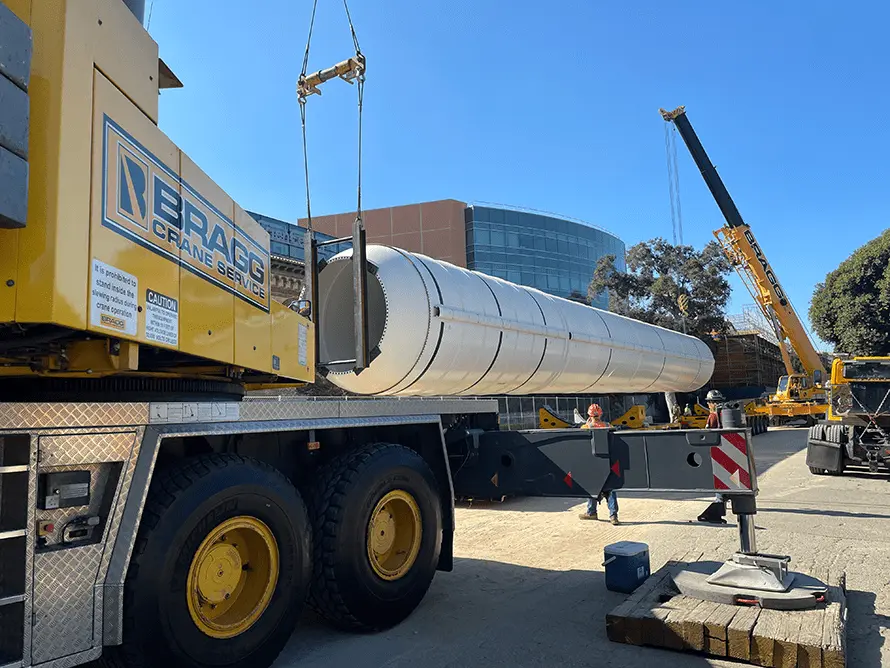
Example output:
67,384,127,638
251,200,625,309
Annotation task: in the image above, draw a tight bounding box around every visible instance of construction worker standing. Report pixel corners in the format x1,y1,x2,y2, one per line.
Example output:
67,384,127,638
578,404,620,525
698,390,728,524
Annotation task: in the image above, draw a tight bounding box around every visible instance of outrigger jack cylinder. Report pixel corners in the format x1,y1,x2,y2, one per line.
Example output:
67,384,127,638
673,496,828,610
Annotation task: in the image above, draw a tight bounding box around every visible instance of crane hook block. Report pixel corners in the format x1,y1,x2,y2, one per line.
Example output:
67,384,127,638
298,53,366,102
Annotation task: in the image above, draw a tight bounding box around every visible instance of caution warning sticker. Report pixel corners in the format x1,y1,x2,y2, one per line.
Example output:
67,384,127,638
145,289,179,347
90,259,138,336
298,323,308,366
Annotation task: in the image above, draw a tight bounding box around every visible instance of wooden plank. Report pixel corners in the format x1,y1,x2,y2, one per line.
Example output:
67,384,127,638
728,605,761,661
775,606,805,668
663,596,705,651
752,608,784,667
822,569,846,668
605,550,701,647
681,600,722,652
704,601,739,657
606,567,676,645
630,569,683,648
772,558,816,668
797,566,829,668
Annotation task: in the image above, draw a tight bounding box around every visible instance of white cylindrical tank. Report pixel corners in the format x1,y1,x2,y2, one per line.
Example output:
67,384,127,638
317,245,714,396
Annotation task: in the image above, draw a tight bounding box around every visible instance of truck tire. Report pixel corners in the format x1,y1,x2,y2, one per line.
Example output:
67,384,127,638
751,416,763,435
308,443,442,631
103,454,311,668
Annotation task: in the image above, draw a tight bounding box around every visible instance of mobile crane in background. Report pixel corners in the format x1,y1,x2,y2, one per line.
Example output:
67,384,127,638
661,106,829,425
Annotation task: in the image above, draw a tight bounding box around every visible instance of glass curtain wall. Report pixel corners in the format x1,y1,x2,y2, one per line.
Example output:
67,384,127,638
465,205,626,309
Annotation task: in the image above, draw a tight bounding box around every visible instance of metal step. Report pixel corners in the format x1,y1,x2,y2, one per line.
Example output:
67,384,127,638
0,466,28,474
0,596,24,609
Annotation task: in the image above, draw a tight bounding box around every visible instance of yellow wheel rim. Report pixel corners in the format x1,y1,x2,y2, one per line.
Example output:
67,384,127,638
367,489,422,581
186,516,279,639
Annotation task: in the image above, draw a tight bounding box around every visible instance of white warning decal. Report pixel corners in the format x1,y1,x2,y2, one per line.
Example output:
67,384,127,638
90,259,138,336
145,288,179,347
298,323,308,366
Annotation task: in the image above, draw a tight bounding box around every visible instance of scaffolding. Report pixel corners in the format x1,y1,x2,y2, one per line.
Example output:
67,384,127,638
709,330,785,390
728,304,780,346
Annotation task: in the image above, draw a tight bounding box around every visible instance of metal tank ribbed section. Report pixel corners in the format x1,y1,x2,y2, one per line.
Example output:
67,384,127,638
317,245,714,396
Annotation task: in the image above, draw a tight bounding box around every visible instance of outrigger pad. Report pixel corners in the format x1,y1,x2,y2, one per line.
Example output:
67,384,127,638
673,560,829,611
708,552,793,592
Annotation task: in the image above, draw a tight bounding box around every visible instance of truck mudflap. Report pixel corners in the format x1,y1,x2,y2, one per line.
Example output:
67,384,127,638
451,427,757,500
805,437,844,473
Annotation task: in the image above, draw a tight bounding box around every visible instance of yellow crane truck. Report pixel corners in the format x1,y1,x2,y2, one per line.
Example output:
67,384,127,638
0,4,815,667
807,356,890,476
0,3,502,666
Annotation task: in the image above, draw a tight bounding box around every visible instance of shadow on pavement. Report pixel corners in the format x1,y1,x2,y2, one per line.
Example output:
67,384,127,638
759,507,890,521
825,468,890,481
279,558,719,668
846,589,888,667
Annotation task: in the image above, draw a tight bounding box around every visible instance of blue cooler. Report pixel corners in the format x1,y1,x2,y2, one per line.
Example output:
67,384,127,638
603,541,650,593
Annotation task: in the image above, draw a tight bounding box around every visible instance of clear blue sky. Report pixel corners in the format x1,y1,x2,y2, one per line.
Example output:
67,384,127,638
149,0,890,350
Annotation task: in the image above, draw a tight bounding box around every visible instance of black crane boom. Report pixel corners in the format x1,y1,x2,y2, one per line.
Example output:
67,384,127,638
660,106,746,230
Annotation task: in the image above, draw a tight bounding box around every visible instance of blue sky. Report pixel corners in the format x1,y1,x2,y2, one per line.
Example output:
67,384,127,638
149,0,890,350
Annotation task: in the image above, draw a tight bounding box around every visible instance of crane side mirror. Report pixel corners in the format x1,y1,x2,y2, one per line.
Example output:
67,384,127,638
297,300,312,318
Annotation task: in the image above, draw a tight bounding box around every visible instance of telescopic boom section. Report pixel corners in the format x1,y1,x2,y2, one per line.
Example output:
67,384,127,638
660,106,826,378
660,106,746,230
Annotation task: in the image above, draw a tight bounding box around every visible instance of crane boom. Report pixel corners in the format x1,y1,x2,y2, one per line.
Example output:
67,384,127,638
660,106,826,379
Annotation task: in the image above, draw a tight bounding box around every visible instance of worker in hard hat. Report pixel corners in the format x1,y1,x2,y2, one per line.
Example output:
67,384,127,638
582,403,609,429
579,404,620,524
698,390,728,524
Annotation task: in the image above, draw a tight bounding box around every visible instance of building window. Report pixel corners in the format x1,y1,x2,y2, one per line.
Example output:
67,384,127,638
271,241,289,256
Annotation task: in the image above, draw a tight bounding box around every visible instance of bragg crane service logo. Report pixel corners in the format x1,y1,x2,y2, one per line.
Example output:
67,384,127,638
742,229,788,307
101,115,270,312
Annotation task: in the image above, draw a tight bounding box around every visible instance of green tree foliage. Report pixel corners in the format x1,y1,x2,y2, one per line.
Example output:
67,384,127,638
588,238,732,339
810,229,890,355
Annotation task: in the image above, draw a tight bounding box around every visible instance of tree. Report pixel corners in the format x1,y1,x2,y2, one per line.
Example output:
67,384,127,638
567,290,588,304
588,238,732,339
810,229,890,355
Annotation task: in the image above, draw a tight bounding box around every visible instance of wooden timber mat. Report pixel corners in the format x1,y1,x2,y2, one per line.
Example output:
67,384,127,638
605,550,846,667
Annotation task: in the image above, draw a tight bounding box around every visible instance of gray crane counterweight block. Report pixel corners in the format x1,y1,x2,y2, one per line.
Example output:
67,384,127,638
449,426,827,610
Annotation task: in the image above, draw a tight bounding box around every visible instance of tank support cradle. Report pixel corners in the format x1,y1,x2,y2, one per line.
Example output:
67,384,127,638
672,495,828,610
